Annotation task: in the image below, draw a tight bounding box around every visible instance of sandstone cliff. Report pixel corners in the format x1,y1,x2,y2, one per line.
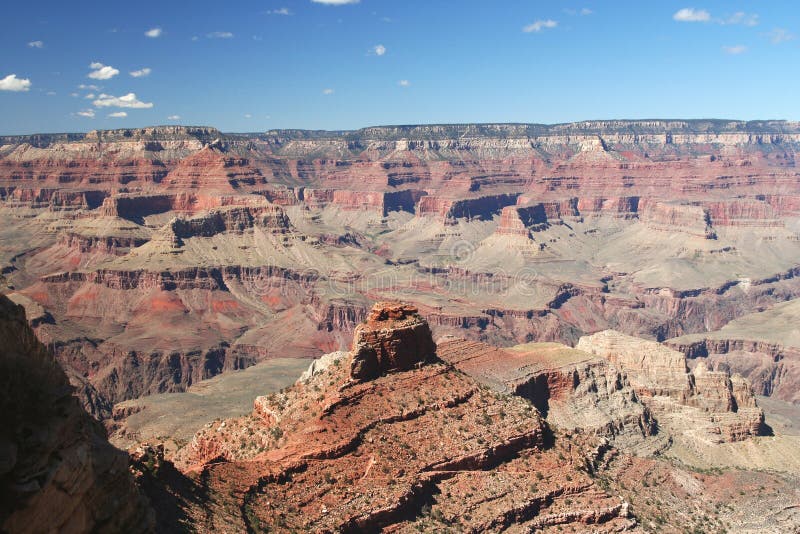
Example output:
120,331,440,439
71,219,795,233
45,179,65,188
437,338,659,452
0,294,153,533
577,330,765,443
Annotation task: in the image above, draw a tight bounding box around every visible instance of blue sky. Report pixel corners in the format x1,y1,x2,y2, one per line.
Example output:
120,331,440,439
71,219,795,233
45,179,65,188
0,1,798,134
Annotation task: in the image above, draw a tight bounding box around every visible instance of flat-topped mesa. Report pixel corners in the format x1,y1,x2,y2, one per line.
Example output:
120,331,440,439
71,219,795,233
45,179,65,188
169,204,292,240
640,201,716,239
1,187,109,210
299,187,425,215
577,329,692,400
349,302,436,381
495,200,579,237
417,193,520,224
577,196,640,218
703,199,784,227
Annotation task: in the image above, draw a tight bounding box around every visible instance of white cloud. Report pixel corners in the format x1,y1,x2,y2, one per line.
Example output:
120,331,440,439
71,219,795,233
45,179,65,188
0,74,32,92
266,7,291,15
723,45,747,55
398,79,410,87
723,12,758,27
168,115,181,120
88,62,119,80
768,28,795,44
564,8,593,16
85,93,95,99
108,111,127,118
76,109,95,118
523,19,558,33
244,113,252,118
130,67,152,78
145,28,162,38
371,44,386,56
207,31,234,39
70,92,79,98
93,92,154,108
27,40,44,48
674,9,758,26
312,0,360,4
322,88,334,95
79,84,100,90
673,8,711,22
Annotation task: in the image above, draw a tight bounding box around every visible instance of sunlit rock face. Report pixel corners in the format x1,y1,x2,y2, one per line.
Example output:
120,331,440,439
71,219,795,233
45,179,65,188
577,330,765,443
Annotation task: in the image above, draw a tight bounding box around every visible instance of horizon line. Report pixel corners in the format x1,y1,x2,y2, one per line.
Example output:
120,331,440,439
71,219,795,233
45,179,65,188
2,118,799,138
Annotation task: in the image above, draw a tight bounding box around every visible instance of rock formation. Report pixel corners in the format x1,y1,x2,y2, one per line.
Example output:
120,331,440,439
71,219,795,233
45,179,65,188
170,302,637,532
349,302,436,380
3,118,800,529
437,338,659,451
437,331,768,452
577,330,765,443
0,294,153,533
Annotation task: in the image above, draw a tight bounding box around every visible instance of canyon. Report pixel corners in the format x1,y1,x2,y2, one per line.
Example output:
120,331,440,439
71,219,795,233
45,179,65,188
2,120,800,531
119,301,797,532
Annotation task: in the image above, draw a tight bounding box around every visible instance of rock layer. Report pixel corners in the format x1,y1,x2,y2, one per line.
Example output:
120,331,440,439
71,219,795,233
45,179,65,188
577,330,765,443
3,120,800,424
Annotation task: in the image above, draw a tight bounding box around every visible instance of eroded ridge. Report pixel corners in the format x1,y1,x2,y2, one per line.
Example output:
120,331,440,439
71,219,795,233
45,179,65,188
170,302,638,532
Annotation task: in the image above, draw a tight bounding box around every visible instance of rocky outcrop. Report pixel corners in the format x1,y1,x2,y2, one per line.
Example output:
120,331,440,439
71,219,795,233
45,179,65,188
577,196,640,218
349,302,436,380
171,303,637,533
577,330,765,443
300,188,426,215
0,294,153,533
418,192,520,223
99,194,176,219
1,188,108,210
169,205,291,240
58,232,149,255
704,199,784,227
437,338,658,450
666,337,800,404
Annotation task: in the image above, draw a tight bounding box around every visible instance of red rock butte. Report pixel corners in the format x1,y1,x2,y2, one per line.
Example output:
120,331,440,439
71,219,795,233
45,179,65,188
350,302,437,380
